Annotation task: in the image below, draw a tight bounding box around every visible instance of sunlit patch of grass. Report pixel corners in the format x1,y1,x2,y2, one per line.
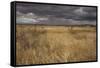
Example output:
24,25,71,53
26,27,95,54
16,25,96,65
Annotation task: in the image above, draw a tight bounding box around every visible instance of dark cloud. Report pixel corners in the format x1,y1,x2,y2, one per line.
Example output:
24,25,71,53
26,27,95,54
16,3,97,25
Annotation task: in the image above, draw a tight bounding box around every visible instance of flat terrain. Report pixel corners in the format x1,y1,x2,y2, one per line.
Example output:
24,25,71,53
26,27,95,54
16,24,96,65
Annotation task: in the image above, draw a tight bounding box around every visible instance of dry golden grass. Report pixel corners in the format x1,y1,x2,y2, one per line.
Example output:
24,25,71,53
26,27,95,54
16,24,96,65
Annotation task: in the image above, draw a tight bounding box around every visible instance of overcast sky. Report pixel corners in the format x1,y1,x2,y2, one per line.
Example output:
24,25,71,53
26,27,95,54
16,3,97,25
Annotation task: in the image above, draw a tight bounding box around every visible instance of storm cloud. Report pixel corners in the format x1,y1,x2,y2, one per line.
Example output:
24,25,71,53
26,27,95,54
16,3,97,25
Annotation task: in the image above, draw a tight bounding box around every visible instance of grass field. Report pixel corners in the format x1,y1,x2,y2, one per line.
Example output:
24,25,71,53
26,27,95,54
16,24,96,65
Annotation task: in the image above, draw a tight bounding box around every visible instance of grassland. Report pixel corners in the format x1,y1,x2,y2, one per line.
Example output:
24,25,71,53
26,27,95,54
16,24,96,65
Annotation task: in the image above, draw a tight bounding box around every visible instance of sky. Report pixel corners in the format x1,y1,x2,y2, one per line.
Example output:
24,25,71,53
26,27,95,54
16,3,97,25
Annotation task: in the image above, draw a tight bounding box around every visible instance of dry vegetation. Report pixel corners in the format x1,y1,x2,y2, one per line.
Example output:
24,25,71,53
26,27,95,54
16,24,96,65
